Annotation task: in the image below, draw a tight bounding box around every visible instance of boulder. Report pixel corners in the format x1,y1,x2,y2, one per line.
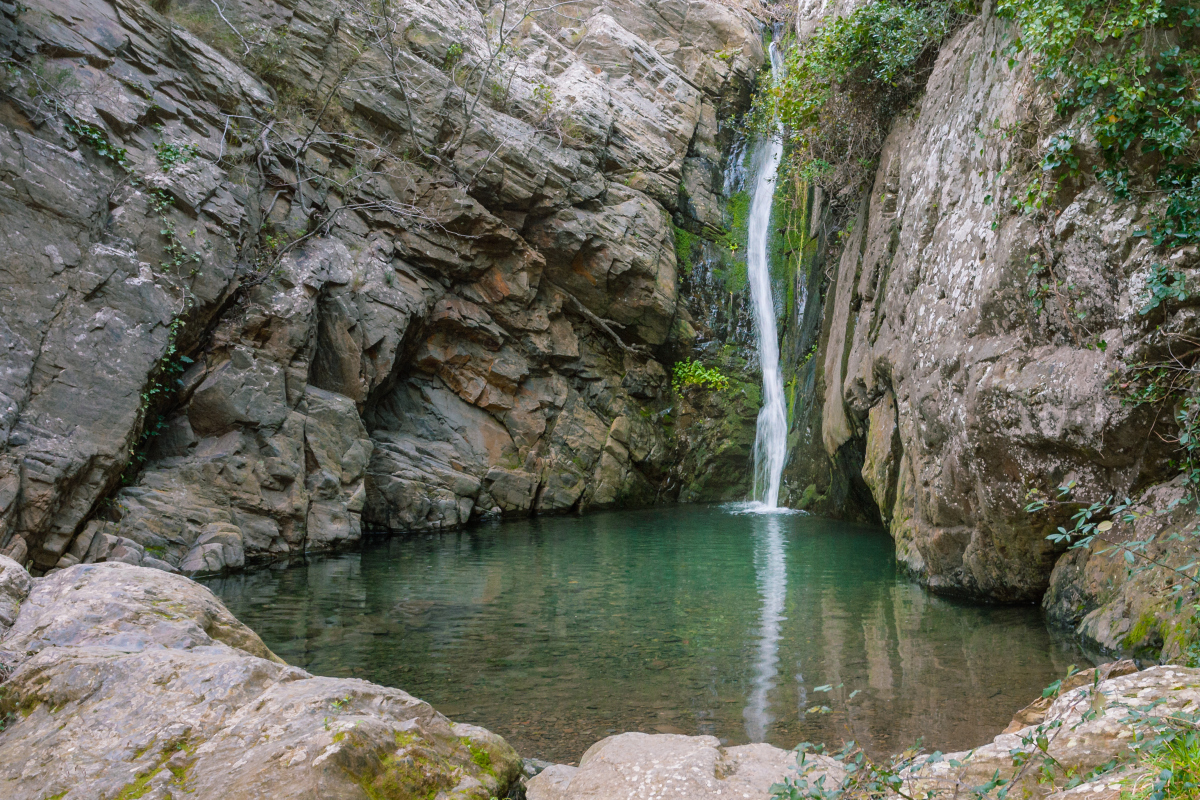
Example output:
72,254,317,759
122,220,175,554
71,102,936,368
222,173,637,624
0,562,522,800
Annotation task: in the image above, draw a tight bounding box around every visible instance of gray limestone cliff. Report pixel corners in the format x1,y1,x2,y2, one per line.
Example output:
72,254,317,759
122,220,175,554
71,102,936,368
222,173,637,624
0,0,764,576
779,0,1200,659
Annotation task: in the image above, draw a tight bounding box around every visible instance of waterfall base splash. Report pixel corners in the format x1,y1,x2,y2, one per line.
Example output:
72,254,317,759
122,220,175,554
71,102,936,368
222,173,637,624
724,502,804,516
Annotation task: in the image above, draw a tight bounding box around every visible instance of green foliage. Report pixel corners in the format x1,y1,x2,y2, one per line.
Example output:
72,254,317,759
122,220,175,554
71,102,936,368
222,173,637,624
768,743,916,800
532,81,555,119
755,0,959,199
673,225,698,275
725,189,751,256
150,191,204,275
444,41,464,69
123,314,194,483
709,190,751,293
998,0,1200,243
65,120,129,167
1128,705,1200,800
672,359,731,393
769,163,811,317
1140,733,1200,800
798,341,819,368
1140,263,1190,315
153,140,201,171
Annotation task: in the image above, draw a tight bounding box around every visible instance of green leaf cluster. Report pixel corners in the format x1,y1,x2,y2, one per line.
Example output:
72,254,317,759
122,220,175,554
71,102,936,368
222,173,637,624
1137,723,1200,800
1139,262,1190,315
672,359,731,393
65,120,129,167
998,0,1200,244
153,140,201,171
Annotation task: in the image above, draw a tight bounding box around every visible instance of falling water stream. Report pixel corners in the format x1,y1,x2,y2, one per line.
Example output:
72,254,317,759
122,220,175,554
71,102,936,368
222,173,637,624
748,43,789,509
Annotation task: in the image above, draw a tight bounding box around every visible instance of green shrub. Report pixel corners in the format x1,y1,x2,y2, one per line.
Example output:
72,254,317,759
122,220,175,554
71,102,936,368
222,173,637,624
65,120,129,167
754,0,960,202
154,140,200,171
1130,709,1200,800
1139,262,1190,315
672,359,731,393
999,0,1200,244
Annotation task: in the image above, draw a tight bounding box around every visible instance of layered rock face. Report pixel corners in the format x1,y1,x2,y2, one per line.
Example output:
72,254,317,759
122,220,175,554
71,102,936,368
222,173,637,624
0,0,764,574
0,555,521,799
791,2,1198,611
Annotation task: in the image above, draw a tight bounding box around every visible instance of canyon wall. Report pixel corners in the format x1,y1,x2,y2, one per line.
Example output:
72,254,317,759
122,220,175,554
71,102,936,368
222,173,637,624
0,0,763,575
789,0,1200,656
0,0,1194,663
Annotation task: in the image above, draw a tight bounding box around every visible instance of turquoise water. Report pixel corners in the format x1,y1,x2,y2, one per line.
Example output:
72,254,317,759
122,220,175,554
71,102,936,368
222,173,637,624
205,505,1087,763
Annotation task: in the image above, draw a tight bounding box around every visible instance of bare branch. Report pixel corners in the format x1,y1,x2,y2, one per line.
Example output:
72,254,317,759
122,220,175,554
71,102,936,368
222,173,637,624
208,0,251,57
548,281,647,356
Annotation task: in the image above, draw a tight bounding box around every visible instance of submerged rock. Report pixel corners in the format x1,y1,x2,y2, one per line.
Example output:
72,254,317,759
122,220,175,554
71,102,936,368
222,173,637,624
525,732,845,800
0,556,520,799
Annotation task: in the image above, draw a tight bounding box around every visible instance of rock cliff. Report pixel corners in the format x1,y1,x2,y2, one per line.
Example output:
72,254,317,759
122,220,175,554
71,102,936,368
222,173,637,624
0,0,765,575
782,0,1200,656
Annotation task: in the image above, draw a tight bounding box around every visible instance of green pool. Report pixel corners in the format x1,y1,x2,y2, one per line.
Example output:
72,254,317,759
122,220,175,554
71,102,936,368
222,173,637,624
204,505,1087,763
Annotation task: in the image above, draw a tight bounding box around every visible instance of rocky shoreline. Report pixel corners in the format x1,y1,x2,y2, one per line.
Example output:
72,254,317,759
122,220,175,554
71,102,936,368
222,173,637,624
0,556,1192,800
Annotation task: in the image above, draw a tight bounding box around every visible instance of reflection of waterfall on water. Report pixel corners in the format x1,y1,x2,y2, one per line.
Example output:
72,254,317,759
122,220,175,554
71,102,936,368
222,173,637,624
747,42,788,509
744,515,788,741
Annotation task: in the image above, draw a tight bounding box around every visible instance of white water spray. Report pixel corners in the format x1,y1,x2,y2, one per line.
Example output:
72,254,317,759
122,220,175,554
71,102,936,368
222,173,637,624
748,43,788,509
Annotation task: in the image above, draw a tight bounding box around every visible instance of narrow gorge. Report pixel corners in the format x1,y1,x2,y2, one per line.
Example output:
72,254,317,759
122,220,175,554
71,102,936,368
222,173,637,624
0,0,1197,796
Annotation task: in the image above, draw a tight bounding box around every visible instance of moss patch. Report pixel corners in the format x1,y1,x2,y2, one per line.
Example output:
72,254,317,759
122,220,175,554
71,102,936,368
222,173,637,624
114,768,161,800
461,737,495,776
673,225,698,275
355,751,454,800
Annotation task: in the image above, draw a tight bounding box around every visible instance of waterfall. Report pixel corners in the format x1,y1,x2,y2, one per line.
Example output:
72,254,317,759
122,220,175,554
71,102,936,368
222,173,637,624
747,43,788,509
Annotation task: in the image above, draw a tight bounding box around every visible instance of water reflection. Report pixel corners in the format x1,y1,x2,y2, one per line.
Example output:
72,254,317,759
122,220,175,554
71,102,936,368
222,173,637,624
745,515,787,741
205,505,1089,764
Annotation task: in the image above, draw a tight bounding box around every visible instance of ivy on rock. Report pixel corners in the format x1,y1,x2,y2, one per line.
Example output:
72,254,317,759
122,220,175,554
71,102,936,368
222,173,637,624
999,0,1200,245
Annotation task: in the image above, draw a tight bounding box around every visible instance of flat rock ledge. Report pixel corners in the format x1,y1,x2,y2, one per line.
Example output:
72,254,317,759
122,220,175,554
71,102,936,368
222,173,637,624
526,733,845,800
902,664,1200,800
0,556,520,800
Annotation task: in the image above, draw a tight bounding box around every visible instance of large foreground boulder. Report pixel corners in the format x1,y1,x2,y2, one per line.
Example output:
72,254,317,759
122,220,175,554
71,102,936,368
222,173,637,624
0,557,520,799
525,732,845,800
